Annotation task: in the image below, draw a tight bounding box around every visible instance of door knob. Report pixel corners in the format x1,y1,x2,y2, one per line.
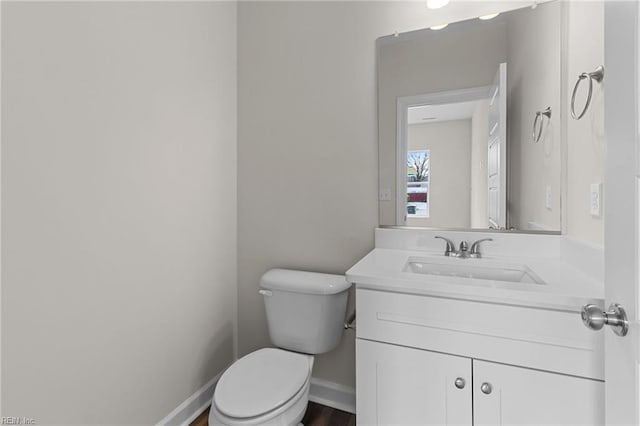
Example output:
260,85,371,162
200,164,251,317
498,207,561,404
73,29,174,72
581,303,629,336
454,377,466,389
480,382,492,394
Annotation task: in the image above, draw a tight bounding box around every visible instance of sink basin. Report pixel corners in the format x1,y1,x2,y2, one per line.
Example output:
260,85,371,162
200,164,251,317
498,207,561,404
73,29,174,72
404,257,545,284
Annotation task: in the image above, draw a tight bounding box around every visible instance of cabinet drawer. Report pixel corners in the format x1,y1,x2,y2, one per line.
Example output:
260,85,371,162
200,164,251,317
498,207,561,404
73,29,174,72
356,288,603,379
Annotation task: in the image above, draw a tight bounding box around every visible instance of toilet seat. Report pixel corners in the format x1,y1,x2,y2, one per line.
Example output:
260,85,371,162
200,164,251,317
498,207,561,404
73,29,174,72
214,348,313,419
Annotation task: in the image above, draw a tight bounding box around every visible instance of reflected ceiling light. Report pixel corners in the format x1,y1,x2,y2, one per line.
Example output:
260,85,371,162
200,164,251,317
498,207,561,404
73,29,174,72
426,0,449,10
479,12,500,20
430,23,449,30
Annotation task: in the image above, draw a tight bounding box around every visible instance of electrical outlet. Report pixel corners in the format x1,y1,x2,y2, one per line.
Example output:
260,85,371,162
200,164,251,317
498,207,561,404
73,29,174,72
590,183,602,217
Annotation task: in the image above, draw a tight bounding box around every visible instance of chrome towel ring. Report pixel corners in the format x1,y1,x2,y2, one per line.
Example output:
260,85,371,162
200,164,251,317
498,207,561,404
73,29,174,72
533,106,552,143
571,65,604,120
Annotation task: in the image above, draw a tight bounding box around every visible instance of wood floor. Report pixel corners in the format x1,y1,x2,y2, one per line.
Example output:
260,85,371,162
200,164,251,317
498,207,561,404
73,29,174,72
191,401,356,426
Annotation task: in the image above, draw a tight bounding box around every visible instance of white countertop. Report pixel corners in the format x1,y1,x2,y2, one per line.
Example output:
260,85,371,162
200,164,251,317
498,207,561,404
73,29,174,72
346,247,604,312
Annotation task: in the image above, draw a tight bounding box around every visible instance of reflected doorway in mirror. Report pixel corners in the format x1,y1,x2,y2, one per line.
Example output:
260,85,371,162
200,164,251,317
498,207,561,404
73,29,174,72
397,86,492,229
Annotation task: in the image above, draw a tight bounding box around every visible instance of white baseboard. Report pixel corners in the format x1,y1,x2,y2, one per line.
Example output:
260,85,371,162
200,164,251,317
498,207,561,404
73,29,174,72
156,371,356,426
156,371,222,426
309,377,356,414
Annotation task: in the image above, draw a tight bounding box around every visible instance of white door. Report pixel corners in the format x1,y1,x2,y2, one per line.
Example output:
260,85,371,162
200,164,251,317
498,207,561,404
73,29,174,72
487,62,507,229
602,2,640,424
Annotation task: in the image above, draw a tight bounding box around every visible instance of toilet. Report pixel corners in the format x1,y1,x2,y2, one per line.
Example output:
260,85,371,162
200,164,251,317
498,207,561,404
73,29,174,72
209,268,351,426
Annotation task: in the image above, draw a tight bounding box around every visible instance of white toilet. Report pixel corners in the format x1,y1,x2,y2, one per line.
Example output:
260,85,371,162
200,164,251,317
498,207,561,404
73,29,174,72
209,268,351,426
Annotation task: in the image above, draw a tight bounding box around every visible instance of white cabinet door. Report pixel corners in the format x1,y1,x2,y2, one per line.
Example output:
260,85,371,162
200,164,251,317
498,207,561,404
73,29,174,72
473,360,604,426
356,339,472,426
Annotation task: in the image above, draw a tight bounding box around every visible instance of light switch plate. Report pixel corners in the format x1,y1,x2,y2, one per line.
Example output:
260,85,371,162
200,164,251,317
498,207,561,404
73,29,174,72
379,188,392,201
545,185,552,210
590,183,602,217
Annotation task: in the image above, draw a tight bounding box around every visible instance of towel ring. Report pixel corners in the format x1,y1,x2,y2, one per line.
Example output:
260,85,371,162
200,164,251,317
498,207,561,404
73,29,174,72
533,106,552,143
571,65,604,120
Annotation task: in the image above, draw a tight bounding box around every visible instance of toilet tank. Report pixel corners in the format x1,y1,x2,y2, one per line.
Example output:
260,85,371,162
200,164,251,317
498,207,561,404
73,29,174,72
260,269,351,354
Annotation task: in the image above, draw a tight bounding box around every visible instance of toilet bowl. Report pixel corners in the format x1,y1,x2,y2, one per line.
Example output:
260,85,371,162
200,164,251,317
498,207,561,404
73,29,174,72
208,269,351,426
210,348,313,426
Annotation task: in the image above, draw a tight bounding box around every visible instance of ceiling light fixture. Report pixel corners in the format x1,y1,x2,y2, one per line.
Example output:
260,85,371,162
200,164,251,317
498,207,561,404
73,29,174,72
430,23,449,30
479,12,500,20
426,0,450,10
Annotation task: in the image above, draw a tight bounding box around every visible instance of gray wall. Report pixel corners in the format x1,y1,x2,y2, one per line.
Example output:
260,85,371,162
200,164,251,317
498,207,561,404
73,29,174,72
238,1,371,389
1,2,237,423
566,1,604,244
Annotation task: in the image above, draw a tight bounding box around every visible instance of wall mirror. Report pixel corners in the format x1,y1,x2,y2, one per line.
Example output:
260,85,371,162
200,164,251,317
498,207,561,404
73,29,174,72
378,1,565,232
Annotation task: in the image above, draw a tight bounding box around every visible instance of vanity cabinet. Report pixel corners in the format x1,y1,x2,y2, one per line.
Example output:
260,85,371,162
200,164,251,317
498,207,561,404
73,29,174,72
355,288,604,425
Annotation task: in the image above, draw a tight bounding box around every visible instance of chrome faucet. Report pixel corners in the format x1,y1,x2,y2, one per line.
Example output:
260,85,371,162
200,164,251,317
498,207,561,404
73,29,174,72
434,236,493,258
469,238,493,258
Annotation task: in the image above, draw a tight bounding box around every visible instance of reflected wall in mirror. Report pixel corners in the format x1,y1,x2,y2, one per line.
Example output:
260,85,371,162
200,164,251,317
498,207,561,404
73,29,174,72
379,1,565,231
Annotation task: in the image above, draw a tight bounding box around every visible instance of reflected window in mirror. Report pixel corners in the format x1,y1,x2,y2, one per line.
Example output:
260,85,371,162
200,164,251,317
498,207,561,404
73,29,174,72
407,150,430,219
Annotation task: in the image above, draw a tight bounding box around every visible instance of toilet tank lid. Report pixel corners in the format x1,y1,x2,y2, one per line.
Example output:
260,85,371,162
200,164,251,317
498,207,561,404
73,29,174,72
260,268,351,295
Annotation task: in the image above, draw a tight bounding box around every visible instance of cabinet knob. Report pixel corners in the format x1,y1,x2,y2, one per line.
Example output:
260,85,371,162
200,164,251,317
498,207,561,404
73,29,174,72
454,377,466,389
480,382,492,394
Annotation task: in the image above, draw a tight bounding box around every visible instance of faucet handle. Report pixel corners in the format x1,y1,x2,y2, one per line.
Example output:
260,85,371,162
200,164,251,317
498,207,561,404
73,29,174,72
434,236,456,256
470,238,493,258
